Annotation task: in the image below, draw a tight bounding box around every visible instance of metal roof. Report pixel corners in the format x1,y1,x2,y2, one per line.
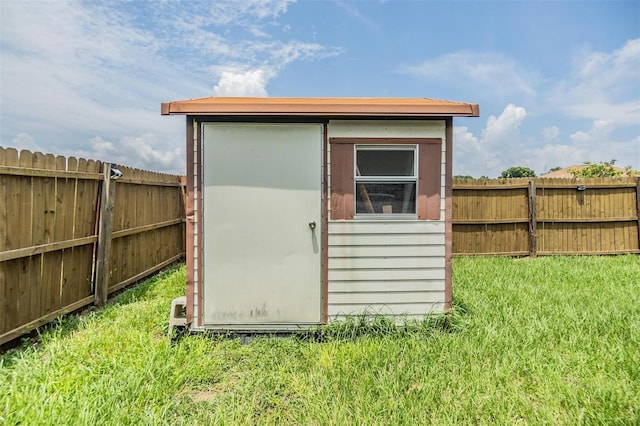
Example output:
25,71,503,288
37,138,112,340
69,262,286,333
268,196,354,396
161,97,479,117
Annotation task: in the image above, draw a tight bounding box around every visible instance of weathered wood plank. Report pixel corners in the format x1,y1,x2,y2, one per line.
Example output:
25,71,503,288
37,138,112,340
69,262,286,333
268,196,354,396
0,236,97,262
16,151,34,329
636,178,640,250
0,295,94,346
110,219,184,240
31,152,47,321
95,164,115,307
528,180,537,257
107,253,183,295
0,165,102,180
0,148,185,344
61,157,79,307
0,149,7,333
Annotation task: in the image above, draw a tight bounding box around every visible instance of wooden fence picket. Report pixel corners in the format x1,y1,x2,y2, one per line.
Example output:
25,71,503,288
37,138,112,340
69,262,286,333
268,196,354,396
452,177,640,256
0,147,185,345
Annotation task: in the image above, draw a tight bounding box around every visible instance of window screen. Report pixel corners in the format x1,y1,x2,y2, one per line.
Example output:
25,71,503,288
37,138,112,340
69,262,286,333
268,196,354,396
355,146,417,215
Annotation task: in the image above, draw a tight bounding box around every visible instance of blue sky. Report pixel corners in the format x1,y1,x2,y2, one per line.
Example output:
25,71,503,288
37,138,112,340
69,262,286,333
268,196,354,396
1,0,638,176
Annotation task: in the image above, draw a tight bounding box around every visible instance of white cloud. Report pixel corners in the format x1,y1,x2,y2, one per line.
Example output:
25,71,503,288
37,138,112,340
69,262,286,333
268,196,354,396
0,0,340,174
550,38,640,126
402,51,538,98
453,105,528,177
484,104,527,144
335,0,380,32
78,134,183,173
570,119,615,144
406,39,640,176
541,126,560,142
455,106,639,177
213,70,269,96
8,133,42,153
206,0,294,26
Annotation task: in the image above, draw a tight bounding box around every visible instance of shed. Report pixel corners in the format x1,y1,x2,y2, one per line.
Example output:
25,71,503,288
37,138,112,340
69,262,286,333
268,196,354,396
162,97,479,332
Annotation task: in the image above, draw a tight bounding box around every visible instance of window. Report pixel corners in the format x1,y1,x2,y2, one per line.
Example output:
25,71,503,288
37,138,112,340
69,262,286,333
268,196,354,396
355,145,417,215
330,138,442,220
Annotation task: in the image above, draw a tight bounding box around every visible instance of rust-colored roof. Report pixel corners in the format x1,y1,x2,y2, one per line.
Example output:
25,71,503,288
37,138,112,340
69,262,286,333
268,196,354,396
161,97,479,117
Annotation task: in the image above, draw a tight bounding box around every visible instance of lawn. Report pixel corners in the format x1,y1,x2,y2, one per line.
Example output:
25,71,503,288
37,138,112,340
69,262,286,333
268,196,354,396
1,256,639,424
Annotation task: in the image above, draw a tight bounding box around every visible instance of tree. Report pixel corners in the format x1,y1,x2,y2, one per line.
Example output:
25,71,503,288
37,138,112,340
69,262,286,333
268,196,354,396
547,166,562,173
570,160,622,178
624,166,639,177
500,166,536,178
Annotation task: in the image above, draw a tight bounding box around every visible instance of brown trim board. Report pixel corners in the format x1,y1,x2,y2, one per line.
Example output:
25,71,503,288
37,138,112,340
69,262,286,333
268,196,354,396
161,97,480,118
329,138,442,220
322,123,329,324
196,120,204,327
444,118,453,311
185,117,195,324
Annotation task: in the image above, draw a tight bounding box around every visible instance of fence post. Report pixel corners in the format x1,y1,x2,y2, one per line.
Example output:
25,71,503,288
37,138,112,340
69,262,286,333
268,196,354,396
94,163,116,307
636,177,640,250
528,180,537,257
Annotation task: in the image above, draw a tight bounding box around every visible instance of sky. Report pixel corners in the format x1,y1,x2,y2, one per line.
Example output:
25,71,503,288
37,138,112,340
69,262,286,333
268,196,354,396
1,0,639,177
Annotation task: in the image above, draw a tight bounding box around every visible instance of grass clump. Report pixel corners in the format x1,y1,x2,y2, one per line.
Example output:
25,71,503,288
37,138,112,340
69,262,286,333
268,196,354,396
1,256,639,424
294,310,460,342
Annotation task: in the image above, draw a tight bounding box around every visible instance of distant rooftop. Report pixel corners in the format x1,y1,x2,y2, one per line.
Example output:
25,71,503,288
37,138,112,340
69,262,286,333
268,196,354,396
161,97,479,117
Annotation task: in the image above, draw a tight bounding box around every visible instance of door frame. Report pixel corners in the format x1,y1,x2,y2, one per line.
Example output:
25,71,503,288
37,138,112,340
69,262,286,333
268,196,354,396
185,118,329,329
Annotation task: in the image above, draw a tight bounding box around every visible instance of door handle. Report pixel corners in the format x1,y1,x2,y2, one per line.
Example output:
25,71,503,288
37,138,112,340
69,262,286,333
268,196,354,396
308,221,316,230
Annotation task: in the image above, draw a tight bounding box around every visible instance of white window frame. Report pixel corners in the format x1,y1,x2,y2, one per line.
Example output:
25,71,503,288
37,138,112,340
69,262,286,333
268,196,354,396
353,144,419,219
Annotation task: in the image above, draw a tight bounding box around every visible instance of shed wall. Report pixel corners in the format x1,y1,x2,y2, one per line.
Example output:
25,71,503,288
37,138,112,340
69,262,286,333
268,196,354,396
327,121,447,319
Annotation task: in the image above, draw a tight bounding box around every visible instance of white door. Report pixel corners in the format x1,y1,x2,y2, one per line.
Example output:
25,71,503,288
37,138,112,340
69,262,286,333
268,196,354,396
202,123,322,326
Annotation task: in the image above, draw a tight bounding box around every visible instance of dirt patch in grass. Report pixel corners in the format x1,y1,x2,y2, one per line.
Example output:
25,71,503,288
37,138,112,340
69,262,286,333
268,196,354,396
189,375,241,403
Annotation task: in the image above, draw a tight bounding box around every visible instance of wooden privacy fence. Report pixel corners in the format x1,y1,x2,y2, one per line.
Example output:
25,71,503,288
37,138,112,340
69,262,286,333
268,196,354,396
0,147,185,345
452,177,640,256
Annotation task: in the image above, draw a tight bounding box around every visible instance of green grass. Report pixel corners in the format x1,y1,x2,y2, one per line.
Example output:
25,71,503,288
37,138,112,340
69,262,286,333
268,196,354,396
2,256,639,424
